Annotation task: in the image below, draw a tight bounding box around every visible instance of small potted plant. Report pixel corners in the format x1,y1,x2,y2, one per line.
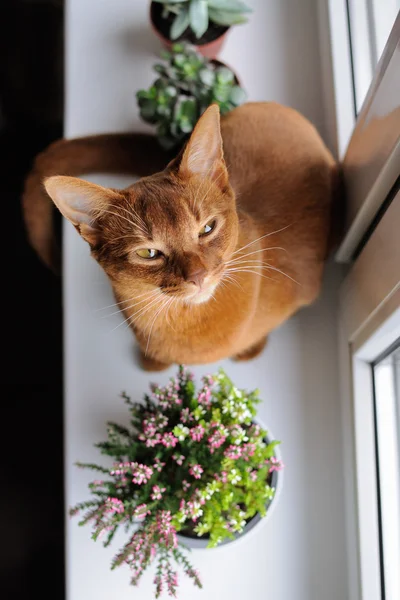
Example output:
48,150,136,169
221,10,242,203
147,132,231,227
150,0,253,59
136,42,247,149
70,366,284,598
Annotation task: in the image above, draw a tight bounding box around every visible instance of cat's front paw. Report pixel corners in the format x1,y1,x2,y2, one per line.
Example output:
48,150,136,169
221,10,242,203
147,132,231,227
139,351,172,372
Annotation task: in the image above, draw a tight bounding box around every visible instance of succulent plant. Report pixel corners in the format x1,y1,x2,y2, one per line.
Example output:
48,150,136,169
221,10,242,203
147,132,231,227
153,0,252,40
136,43,247,149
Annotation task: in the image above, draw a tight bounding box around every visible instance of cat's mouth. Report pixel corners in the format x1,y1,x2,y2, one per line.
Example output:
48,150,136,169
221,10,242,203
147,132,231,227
182,277,219,305
189,285,217,305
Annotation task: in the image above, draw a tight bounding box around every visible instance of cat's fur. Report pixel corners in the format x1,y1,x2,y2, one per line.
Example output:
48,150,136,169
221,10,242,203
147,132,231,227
23,102,341,370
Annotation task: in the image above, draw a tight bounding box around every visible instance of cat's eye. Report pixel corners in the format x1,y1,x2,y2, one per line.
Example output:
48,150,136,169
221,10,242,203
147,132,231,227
135,248,161,260
199,219,216,237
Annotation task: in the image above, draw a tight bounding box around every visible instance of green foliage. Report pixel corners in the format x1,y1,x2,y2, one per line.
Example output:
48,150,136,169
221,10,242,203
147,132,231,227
153,0,252,40
136,42,247,149
70,366,283,597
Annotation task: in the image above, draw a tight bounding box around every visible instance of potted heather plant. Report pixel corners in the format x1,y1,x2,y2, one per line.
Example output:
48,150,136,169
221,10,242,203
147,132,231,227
150,0,253,58
136,42,247,149
70,366,284,598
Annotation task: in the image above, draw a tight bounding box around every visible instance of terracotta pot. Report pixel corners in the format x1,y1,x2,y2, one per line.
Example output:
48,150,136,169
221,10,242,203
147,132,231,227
149,2,229,60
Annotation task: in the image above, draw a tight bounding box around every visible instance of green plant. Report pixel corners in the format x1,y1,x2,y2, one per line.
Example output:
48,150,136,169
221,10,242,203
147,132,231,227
136,43,247,149
70,366,283,598
153,0,252,40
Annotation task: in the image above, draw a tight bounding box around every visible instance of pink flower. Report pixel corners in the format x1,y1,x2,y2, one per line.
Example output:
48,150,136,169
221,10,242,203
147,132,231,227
172,453,185,466
133,503,150,520
224,445,242,459
267,456,285,472
105,497,124,515
180,407,193,423
161,432,178,448
190,425,205,442
131,463,153,485
182,479,190,491
219,471,228,483
250,470,258,482
116,476,128,488
145,433,162,448
208,429,227,453
157,510,177,548
153,458,165,472
241,442,256,461
197,388,212,408
151,485,166,501
189,464,203,479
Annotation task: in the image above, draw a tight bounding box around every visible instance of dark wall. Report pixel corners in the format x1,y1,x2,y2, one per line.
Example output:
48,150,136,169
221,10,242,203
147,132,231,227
1,2,64,598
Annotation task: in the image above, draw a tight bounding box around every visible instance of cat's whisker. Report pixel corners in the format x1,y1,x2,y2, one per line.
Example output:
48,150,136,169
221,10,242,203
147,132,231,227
107,203,148,236
95,288,159,313
226,246,287,265
99,208,144,231
165,297,178,332
221,273,244,292
260,264,300,285
226,263,300,285
145,296,173,355
101,289,161,318
231,224,293,257
109,292,163,333
127,293,166,324
226,260,299,285
224,268,276,282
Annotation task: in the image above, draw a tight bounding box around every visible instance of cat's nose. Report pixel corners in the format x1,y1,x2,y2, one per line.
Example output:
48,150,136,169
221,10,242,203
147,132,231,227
187,267,207,288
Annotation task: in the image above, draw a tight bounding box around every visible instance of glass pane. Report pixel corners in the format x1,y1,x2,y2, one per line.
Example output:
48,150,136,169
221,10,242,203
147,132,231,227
348,2,399,113
373,342,400,600
371,0,400,61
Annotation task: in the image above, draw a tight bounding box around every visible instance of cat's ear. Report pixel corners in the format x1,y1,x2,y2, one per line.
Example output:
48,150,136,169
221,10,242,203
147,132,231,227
179,104,228,188
44,175,121,245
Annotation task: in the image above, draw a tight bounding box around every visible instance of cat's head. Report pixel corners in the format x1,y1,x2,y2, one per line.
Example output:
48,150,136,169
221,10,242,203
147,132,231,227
44,105,239,304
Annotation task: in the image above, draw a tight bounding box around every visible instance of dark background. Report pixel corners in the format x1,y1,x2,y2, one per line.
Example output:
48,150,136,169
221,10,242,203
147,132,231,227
1,1,64,598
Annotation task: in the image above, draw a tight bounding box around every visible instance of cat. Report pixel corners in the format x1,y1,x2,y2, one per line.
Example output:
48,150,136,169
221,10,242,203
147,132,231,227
23,102,342,371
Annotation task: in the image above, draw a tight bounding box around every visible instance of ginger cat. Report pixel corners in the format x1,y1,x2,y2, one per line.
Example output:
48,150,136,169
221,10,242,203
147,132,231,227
24,102,340,371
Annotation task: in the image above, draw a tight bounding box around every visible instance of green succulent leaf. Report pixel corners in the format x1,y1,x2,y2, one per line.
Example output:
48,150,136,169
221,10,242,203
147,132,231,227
208,7,248,26
138,99,158,123
215,66,234,84
136,90,150,100
208,0,252,13
211,84,230,103
199,68,215,87
170,7,191,40
136,41,247,148
217,101,232,115
189,0,209,39
171,43,185,53
229,85,247,105
165,85,178,98
153,0,189,4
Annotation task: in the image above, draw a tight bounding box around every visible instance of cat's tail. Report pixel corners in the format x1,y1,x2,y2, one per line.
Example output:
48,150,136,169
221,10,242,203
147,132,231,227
22,133,172,272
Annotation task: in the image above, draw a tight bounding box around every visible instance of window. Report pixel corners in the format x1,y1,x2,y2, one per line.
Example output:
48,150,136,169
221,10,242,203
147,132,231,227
372,342,400,600
347,0,400,114
325,1,399,157
336,11,399,599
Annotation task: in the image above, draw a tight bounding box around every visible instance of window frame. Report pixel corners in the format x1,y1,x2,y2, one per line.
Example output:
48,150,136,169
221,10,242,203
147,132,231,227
338,191,400,600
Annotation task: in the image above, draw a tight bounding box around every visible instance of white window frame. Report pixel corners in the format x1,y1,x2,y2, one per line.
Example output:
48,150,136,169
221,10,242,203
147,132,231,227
339,192,400,600
331,6,400,599
321,1,399,159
